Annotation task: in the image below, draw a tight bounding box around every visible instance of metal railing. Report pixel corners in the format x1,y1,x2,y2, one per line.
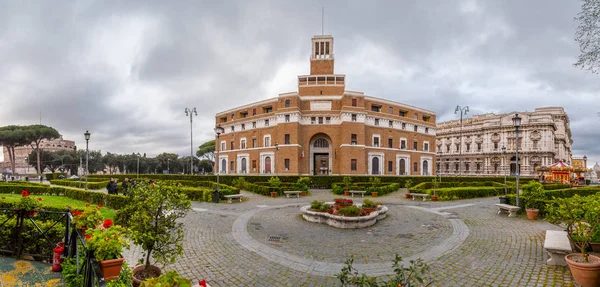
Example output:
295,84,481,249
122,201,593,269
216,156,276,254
68,222,107,287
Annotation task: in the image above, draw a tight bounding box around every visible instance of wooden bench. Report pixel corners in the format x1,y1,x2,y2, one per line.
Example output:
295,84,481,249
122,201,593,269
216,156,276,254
224,194,243,204
408,193,430,201
543,230,571,266
349,190,367,198
495,203,520,217
284,191,302,198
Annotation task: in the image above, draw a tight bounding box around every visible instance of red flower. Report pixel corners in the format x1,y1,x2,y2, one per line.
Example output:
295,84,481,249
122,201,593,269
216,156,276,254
98,204,103,208
103,219,113,229
199,280,207,287
72,211,82,216
21,190,29,197
85,234,91,240
38,198,42,201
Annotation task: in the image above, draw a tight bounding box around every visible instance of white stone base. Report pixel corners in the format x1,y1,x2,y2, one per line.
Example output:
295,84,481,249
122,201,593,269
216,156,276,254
300,204,388,229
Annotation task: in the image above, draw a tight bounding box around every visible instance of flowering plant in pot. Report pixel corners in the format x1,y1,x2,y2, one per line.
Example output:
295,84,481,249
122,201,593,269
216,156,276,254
140,271,191,287
73,204,104,233
342,177,352,196
16,190,42,216
86,219,129,281
546,194,600,287
522,181,544,220
121,182,191,285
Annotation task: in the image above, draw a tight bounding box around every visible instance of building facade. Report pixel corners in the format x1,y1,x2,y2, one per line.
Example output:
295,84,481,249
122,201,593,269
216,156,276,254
435,107,573,177
214,35,437,176
1,136,77,174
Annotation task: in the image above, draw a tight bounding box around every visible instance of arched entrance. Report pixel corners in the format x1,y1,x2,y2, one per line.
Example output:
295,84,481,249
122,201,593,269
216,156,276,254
265,157,272,174
422,160,428,175
372,157,380,175
310,134,332,175
241,158,247,174
221,159,226,173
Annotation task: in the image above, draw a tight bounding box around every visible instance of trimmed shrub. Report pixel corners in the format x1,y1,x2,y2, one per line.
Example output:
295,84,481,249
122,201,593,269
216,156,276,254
366,183,400,196
338,206,361,216
50,180,108,190
45,172,67,180
427,186,508,201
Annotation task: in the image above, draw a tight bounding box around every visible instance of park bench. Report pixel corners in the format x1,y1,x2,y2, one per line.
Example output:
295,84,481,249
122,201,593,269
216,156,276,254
349,190,367,198
284,190,302,198
495,203,520,217
408,193,430,201
224,194,243,204
543,230,571,266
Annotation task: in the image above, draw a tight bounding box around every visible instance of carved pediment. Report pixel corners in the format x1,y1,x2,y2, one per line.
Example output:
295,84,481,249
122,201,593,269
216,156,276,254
530,130,541,141
491,133,500,143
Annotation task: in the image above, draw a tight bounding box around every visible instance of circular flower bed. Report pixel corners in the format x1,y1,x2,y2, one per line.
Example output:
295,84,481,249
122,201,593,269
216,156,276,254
301,199,388,228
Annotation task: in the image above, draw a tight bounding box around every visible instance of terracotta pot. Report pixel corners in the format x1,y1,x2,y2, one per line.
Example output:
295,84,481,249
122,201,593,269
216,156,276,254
300,191,307,196
344,190,350,196
526,208,539,220
371,192,378,197
590,242,600,253
565,254,600,287
270,192,277,198
405,194,411,199
431,196,438,201
132,264,162,287
99,257,125,281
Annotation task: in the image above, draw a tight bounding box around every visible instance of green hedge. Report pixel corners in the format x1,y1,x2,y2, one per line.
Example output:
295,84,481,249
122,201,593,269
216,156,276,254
366,183,400,196
44,172,67,181
239,182,282,197
425,186,511,201
79,174,536,189
50,180,108,190
541,183,572,190
409,181,502,192
0,213,65,258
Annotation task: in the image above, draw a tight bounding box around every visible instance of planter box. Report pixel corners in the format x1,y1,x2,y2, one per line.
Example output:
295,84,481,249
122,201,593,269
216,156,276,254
301,204,388,229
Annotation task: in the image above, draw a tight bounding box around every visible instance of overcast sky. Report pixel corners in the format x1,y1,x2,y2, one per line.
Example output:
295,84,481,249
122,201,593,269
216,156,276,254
0,0,598,166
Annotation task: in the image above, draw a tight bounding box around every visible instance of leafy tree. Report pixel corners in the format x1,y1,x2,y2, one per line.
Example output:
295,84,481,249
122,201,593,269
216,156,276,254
103,152,123,174
155,153,180,174
179,156,200,174
574,0,600,73
196,140,215,163
198,159,213,174
25,149,53,173
126,182,191,279
76,149,105,174
22,125,60,175
0,125,30,175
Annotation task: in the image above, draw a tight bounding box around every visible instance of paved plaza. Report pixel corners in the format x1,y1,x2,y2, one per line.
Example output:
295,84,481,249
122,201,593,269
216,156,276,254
123,190,576,286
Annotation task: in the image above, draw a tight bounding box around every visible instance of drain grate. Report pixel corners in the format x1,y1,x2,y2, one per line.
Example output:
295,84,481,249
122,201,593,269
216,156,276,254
268,235,282,242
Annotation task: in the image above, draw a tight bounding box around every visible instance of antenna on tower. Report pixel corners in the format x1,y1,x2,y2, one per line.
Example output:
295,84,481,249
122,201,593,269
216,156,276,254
321,7,324,35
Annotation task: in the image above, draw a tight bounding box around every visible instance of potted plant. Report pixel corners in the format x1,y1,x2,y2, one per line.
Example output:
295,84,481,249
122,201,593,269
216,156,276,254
268,177,281,198
546,194,600,287
16,190,42,217
342,177,353,196
361,199,377,214
140,271,192,287
86,219,129,281
297,177,311,196
431,178,438,201
522,181,544,220
124,182,191,286
73,204,104,234
404,179,413,198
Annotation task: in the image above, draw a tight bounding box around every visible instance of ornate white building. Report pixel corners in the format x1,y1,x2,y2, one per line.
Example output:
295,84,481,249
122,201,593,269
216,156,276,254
435,107,573,177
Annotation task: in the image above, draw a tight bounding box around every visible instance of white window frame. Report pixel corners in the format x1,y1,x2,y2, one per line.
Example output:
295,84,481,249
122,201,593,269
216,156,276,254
220,141,226,152
240,138,247,150
237,154,249,174
372,134,380,147
218,155,228,174
368,152,385,175
260,152,275,174
396,154,410,176
423,141,430,152
264,134,271,147
400,138,407,150
420,156,433,176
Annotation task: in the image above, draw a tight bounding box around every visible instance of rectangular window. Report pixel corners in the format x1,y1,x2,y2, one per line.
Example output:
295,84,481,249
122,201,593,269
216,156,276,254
221,142,226,151
252,160,257,171
388,138,393,148
241,124,245,130
241,112,248,118
424,143,429,151
352,98,357,107
477,143,482,151
230,161,234,171
265,119,269,126
351,134,357,145
371,105,380,112
264,136,271,147
220,117,227,123
285,115,290,122
425,127,429,133
388,161,393,172
414,112,418,119
402,123,406,130
399,111,406,117
264,106,273,113
413,141,418,150
374,119,380,126
311,117,316,124
388,107,393,114
231,113,235,120
351,114,357,122
414,125,418,132
389,120,393,128
230,142,234,150
414,162,418,172
231,126,235,132
284,134,290,144
373,136,380,147
494,142,498,150
423,115,430,122
284,159,290,170
241,140,246,149
285,99,290,108
533,140,538,149
252,122,256,128
351,159,357,171
401,140,406,150
318,117,323,124
253,108,256,115
252,138,256,148
325,117,331,124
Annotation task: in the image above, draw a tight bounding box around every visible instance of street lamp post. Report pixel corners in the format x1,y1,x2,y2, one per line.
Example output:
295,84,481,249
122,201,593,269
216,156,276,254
214,126,224,199
584,155,588,185
502,146,507,195
185,108,198,175
513,114,522,207
84,130,90,190
274,144,279,176
454,105,469,176
436,150,442,182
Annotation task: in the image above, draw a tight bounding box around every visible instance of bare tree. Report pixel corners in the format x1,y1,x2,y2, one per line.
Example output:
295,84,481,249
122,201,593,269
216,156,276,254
574,0,600,73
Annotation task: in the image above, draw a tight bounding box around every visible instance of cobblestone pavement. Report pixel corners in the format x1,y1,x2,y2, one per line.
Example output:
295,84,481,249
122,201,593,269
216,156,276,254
123,190,575,286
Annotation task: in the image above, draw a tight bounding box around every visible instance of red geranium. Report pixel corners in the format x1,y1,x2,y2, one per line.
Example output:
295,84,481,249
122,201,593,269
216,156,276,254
103,219,113,229
85,234,91,240
72,211,82,216
38,198,42,201
98,204,103,208
21,190,29,197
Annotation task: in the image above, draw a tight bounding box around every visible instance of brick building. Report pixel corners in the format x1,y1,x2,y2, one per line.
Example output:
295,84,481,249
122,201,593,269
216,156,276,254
214,35,437,176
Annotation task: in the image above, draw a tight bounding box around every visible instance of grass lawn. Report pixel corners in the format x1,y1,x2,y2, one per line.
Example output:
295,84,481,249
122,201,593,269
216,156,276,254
0,194,116,220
